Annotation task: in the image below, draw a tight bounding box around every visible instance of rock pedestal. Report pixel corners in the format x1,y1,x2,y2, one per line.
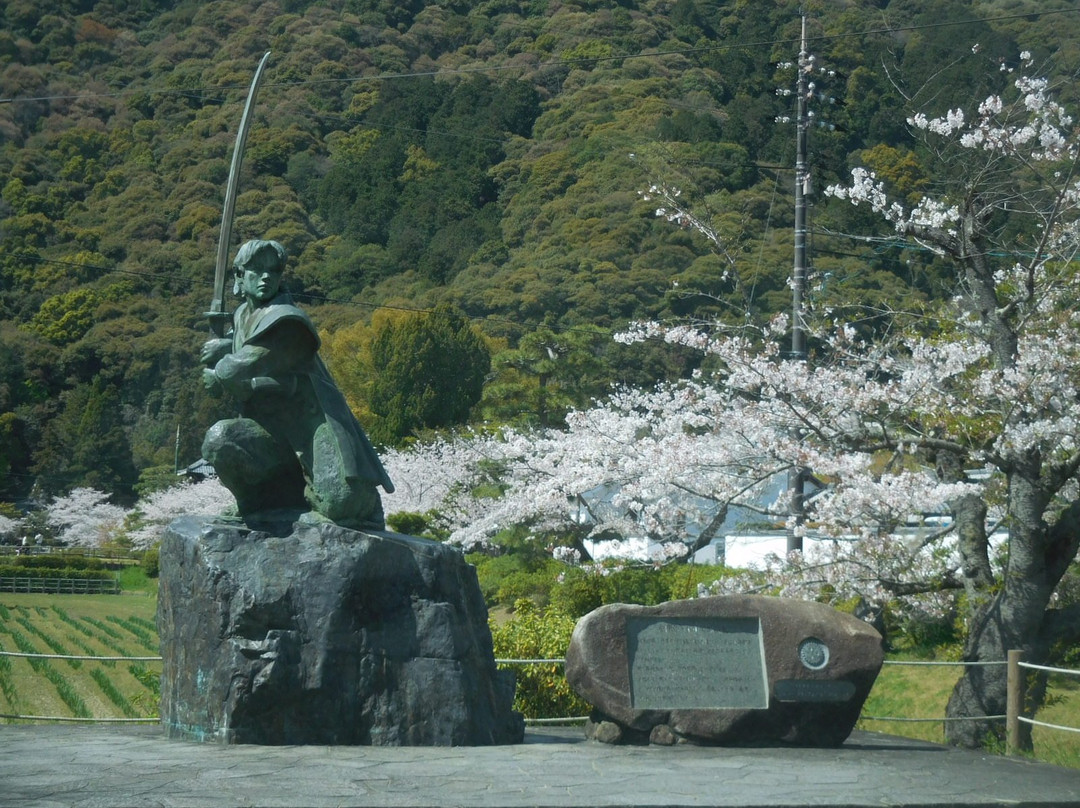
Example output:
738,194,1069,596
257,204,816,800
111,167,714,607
565,596,883,747
157,515,523,746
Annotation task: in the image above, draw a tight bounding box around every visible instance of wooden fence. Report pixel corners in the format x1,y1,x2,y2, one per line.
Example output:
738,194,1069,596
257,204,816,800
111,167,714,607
0,577,120,595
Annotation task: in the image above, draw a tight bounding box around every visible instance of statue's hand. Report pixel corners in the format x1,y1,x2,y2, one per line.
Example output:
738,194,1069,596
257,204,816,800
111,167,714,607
200,338,232,367
202,367,223,398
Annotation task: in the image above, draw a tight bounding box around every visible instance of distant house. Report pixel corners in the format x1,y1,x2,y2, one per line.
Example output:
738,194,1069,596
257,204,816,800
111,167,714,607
179,458,216,482
576,474,827,568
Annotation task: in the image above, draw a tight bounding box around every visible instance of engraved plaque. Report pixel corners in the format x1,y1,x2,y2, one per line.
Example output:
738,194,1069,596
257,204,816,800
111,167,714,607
627,617,768,710
774,679,856,703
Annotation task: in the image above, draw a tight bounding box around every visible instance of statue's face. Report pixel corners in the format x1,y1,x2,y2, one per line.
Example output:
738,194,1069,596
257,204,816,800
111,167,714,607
238,262,283,304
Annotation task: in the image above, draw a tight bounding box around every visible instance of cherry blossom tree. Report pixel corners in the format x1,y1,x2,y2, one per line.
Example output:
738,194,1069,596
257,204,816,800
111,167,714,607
399,58,1080,750
824,56,1080,748
124,478,233,551
381,433,508,536
44,488,127,549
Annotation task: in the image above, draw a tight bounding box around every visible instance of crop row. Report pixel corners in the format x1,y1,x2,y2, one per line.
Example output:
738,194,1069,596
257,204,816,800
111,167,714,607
0,602,161,721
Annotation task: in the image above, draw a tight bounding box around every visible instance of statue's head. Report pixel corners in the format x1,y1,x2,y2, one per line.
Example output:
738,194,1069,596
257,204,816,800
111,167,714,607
232,239,287,302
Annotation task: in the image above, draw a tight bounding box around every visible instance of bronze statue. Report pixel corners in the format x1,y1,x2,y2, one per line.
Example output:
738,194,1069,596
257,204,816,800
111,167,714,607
200,239,393,529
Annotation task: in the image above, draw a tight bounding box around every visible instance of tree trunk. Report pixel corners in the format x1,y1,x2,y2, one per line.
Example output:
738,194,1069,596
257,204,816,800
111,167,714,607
937,449,994,596
944,464,1067,749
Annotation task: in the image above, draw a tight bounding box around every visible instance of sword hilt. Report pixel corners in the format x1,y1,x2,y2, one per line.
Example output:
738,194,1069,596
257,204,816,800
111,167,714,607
205,309,232,338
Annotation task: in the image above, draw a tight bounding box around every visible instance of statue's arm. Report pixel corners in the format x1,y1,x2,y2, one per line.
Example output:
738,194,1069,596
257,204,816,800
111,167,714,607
206,319,317,400
200,338,233,367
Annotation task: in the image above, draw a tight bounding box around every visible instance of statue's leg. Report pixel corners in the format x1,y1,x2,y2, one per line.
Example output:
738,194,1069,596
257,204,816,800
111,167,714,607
307,422,385,530
202,418,307,516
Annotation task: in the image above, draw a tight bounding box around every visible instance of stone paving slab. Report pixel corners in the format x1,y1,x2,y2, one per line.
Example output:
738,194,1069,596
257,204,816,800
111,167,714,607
2,725,1080,808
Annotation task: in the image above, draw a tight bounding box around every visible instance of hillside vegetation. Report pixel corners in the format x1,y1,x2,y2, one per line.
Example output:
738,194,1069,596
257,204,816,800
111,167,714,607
1,0,1078,504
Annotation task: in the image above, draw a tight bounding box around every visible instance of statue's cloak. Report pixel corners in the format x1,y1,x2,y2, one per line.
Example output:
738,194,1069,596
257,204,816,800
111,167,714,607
232,291,394,493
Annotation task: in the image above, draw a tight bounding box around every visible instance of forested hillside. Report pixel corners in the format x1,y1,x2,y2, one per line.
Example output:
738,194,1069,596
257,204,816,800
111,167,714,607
1,0,1077,507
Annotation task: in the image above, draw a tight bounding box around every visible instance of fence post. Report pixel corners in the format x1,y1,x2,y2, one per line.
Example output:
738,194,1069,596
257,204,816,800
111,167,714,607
1006,649,1023,756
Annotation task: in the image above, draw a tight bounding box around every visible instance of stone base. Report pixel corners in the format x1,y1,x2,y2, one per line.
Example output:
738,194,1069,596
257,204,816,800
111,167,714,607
157,515,523,746
566,596,883,747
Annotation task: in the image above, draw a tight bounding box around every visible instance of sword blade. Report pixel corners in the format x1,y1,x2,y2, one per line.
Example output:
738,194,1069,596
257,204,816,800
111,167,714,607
208,50,271,336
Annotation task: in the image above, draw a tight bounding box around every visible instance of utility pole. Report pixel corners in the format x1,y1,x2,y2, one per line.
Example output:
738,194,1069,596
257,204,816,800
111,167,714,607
787,14,810,554
775,14,838,553
792,14,809,365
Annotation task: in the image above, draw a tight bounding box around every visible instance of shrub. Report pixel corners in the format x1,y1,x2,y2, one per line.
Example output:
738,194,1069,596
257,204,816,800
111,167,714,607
490,599,590,720
11,555,106,571
0,565,114,580
385,511,430,536
549,563,673,618
141,547,159,578
469,553,561,608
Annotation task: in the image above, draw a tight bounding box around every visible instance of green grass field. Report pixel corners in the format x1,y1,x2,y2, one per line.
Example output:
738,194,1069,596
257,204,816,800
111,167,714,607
2,591,1078,770
859,658,1080,768
0,592,160,722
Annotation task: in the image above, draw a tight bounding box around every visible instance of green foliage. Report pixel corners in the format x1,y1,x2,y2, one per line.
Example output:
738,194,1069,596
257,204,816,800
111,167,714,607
140,547,160,579
480,322,612,428
489,599,590,719
368,304,491,444
33,376,137,499
118,563,155,591
106,614,156,649
0,0,1066,508
28,288,101,345
15,615,80,668
133,466,183,499
8,628,91,717
0,565,115,581
384,510,447,540
385,511,428,535
128,662,161,697
549,562,729,618
1,596,162,721
885,606,961,657
470,541,730,618
469,551,562,608
90,667,138,717
0,639,18,711
10,555,106,571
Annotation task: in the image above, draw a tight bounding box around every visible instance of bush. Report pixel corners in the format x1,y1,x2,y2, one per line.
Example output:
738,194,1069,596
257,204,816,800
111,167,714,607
141,546,159,578
11,554,106,571
118,564,153,592
386,511,430,536
490,599,591,720
0,565,114,580
469,553,561,608
549,563,674,618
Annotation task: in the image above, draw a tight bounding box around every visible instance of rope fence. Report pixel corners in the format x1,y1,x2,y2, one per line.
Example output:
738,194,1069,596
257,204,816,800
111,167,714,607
859,658,1008,728
879,659,1007,667
0,650,162,662
0,714,159,724
1015,654,1080,745
3,649,1080,747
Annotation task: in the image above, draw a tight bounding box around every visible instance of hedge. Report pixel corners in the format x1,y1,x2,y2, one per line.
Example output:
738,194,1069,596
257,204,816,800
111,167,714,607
9,555,107,571
0,565,114,580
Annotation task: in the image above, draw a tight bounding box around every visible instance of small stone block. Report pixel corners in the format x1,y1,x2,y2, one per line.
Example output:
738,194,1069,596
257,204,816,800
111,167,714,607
586,718,624,745
649,724,678,746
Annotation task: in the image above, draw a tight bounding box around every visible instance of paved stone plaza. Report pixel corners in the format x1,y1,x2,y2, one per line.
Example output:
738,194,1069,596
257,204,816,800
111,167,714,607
3,725,1080,807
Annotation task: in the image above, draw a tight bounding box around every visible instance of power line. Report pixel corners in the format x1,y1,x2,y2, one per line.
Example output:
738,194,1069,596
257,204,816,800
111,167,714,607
2,7,1077,106
11,254,623,343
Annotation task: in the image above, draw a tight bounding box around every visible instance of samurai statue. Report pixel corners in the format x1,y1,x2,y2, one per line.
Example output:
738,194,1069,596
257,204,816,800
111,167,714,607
200,239,393,529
